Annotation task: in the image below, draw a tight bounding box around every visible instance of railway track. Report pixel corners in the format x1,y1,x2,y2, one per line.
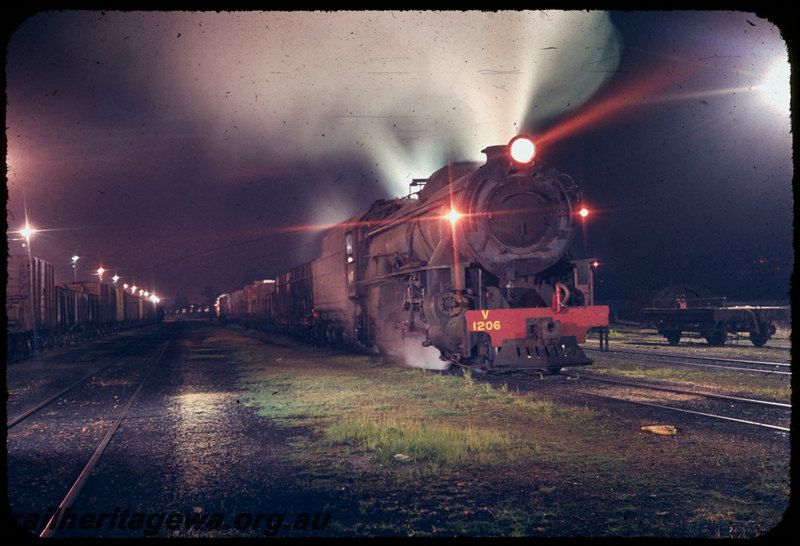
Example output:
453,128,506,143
475,345,790,437
7,339,151,429
563,371,791,434
576,348,790,433
584,347,790,375
599,331,792,352
6,334,173,538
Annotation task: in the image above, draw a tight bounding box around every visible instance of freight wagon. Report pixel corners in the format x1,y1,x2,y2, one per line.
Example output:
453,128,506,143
6,254,163,359
642,297,789,346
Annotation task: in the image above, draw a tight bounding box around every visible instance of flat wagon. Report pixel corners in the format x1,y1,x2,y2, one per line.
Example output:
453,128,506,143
642,297,789,346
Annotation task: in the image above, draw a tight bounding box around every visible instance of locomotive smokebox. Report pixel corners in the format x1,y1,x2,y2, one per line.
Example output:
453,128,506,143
460,162,580,277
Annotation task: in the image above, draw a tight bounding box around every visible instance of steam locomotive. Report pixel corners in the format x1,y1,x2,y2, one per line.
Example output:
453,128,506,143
219,135,609,373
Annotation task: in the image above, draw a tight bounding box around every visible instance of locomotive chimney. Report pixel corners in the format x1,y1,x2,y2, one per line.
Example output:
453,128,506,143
481,145,508,163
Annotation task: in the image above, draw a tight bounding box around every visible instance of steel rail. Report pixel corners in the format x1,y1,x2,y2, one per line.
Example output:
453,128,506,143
585,348,791,376
7,339,149,428
583,391,790,433
38,339,171,538
566,372,791,408
585,347,790,367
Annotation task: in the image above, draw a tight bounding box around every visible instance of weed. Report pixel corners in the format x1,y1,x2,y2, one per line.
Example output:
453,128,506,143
227,325,789,537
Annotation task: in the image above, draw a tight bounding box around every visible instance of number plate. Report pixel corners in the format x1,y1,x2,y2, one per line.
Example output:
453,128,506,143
465,307,609,347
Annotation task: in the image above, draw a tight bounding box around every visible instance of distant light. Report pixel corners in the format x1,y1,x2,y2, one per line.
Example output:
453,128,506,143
20,224,36,240
759,57,790,116
97,267,105,279
71,255,79,264
509,136,536,164
592,261,599,268
112,275,119,283
123,283,129,289
446,208,462,225
579,208,589,218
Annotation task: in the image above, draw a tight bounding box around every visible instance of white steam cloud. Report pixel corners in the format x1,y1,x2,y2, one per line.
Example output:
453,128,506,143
126,11,620,198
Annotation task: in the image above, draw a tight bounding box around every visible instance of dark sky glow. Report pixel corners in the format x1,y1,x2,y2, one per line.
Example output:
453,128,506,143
5,10,793,308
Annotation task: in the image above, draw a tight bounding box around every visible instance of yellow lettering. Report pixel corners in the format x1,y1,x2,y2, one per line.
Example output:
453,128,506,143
481,310,490,320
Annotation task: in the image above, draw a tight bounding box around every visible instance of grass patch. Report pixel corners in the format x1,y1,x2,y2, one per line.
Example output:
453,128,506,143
234,345,615,474
326,412,513,466
217,324,789,537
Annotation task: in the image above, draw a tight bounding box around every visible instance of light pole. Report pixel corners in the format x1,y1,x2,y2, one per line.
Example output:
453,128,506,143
72,255,79,282
21,224,38,352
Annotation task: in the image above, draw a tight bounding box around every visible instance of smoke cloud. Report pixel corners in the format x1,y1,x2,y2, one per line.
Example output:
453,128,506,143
6,10,622,299
128,11,620,198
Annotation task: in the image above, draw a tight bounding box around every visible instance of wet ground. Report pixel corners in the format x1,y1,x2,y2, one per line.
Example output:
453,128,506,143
7,320,357,538
6,319,792,539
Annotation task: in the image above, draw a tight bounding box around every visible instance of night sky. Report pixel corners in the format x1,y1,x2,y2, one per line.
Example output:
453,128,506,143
5,10,793,310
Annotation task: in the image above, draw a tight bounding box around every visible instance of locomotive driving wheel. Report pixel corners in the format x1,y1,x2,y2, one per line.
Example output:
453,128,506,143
473,332,496,373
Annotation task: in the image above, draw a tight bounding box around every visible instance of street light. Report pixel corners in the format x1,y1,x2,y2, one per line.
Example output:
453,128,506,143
71,255,79,281
20,224,37,241
20,223,38,352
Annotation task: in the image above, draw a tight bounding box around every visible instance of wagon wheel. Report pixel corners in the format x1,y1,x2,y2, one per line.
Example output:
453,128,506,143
704,328,727,346
749,325,771,347
664,330,681,346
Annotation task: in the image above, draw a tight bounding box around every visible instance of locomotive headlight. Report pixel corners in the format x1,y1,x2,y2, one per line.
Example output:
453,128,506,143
446,208,462,225
509,136,536,164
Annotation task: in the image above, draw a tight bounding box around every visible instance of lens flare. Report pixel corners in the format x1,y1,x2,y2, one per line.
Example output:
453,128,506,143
19,224,37,240
446,208,462,225
759,57,790,116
